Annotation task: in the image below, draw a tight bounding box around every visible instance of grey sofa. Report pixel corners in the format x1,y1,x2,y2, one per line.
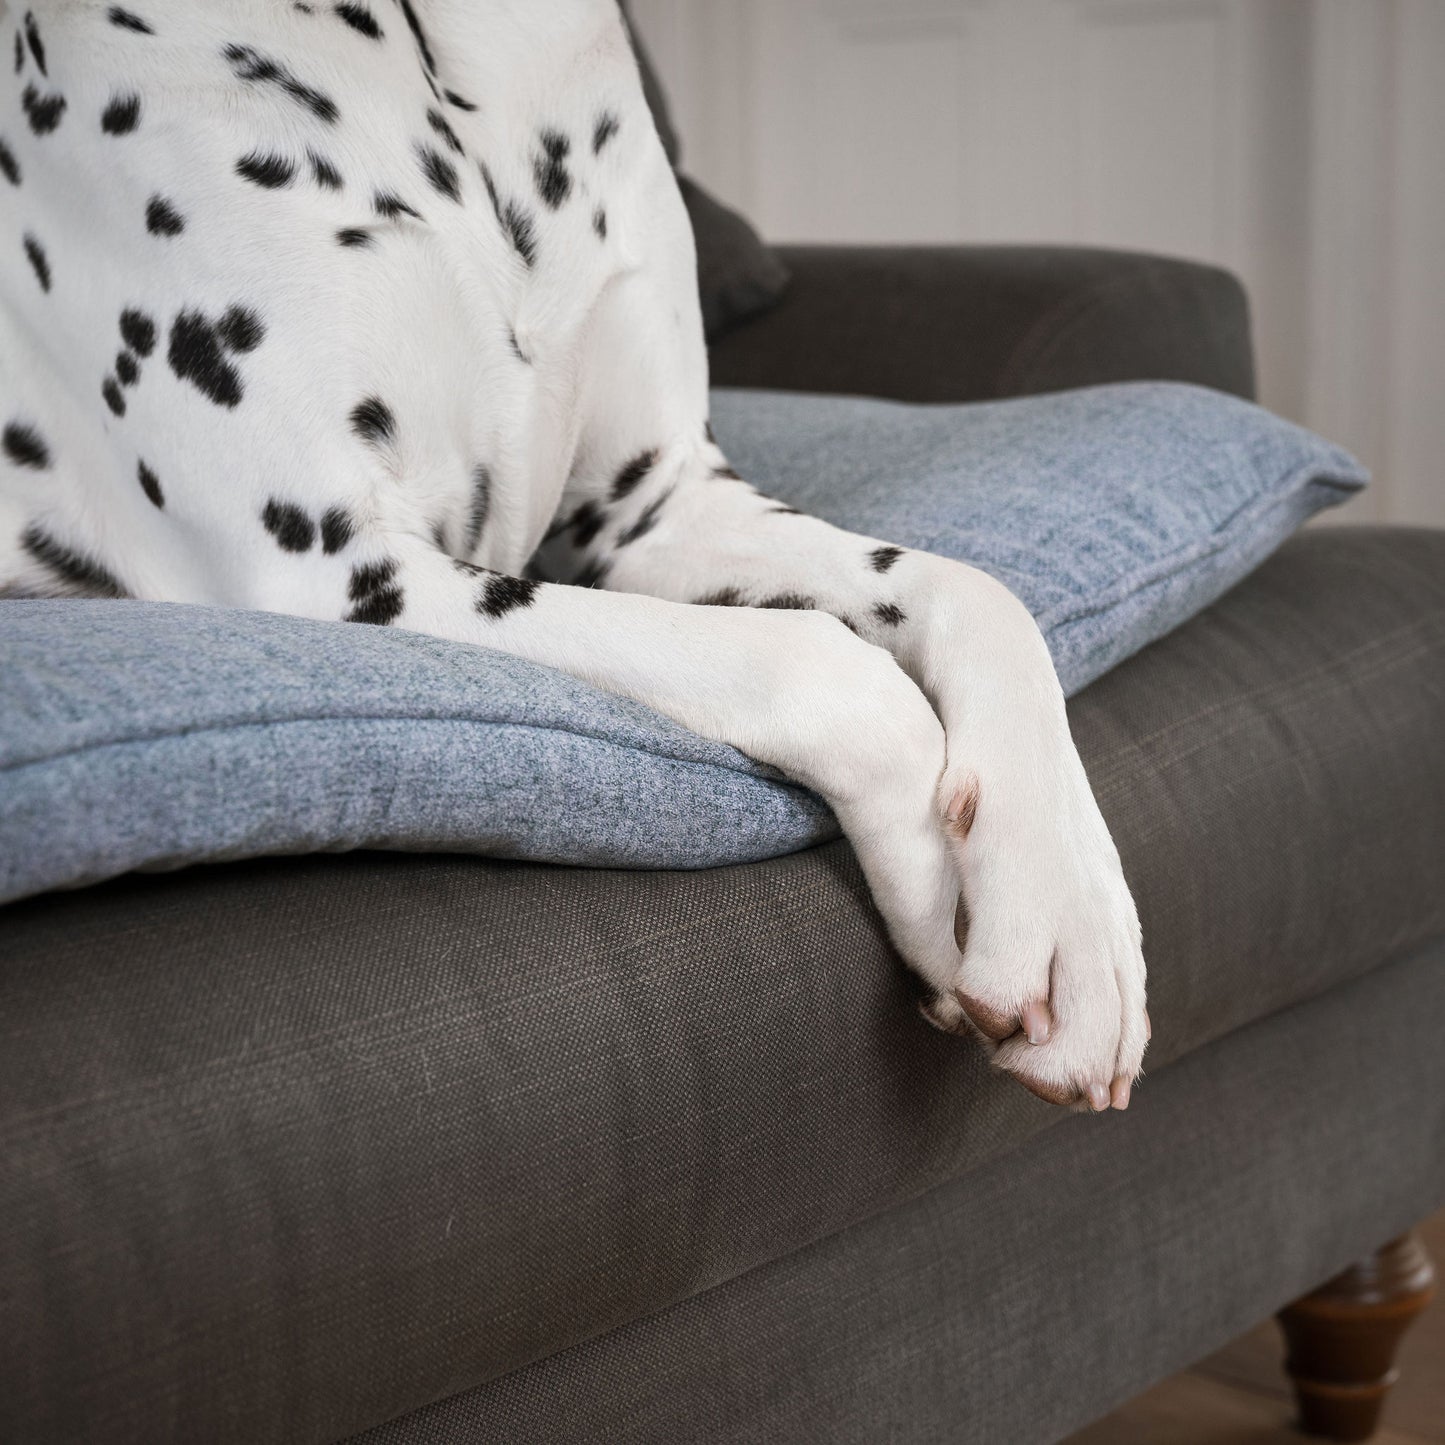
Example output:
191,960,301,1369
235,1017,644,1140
2,245,1443,1445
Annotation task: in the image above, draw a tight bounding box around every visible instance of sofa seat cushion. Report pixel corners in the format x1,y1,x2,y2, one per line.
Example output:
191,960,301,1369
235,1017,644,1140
2,526,1442,1445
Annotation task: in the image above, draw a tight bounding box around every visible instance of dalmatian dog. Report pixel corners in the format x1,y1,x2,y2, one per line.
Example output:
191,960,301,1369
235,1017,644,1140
0,0,1148,1110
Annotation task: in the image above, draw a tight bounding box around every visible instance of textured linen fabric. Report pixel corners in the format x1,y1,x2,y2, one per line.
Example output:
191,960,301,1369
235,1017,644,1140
0,382,1362,904
2,527,1441,1445
711,382,1365,695
350,938,1445,1445
710,244,1257,403
0,600,833,903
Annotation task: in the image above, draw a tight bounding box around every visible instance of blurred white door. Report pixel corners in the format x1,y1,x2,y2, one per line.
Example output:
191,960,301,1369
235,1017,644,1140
633,0,1445,527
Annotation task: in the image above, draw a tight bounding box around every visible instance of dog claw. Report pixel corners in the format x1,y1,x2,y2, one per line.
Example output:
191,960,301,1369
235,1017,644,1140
1086,1082,1111,1112
919,993,968,1035
1021,999,1052,1045
1110,1075,1131,1110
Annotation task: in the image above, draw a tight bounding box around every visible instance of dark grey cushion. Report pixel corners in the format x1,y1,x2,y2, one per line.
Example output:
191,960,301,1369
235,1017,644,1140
710,244,1257,403
350,935,1445,1444
678,177,792,340
620,4,790,339
1,526,1441,1444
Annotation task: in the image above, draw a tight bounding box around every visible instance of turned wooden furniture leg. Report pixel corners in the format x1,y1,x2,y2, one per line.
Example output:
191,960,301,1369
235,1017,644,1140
1276,1232,1436,1442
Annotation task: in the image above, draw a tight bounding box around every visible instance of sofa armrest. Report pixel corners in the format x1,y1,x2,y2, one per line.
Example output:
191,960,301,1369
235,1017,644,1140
708,244,1256,405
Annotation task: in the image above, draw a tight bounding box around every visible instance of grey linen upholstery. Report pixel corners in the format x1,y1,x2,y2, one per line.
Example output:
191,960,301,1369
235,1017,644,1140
2,526,1441,1445
350,935,1445,1445
710,245,1256,403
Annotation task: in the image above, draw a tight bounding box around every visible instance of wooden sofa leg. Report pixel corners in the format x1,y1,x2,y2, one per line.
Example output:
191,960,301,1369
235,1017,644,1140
1276,1232,1436,1442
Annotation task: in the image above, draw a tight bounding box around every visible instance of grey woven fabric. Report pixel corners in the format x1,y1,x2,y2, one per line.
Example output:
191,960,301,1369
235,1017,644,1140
1,526,1441,1444
351,935,1445,1445
710,244,1257,403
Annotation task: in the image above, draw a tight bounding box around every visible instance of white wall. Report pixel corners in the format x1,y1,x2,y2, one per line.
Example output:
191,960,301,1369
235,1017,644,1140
633,0,1445,528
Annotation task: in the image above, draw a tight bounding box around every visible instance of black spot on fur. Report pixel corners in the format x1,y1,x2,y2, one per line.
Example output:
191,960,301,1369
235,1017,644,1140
696,587,743,607
566,501,604,549
336,227,372,247
285,77,337,123
769,505,802,516
349,559,394,599
218,305,264,352
108,8,154,34
346,557,403,624
13,31,21,75
309,151,342,189
444,90,476,112
137,459,163,508
466,464,490,551
372,189,420,220
501,203,537,266
713,466,741,480
23,11,45,75
119,307,156,356
237,151,295,188
478,573,539,618
22,85,65,136
101,93,141,135
704,420,718,445
22,233,49,291
481,164,538,267
395,0,436,74
262,498,315,552
333,3,382,39
145,194,185,235
3,421,49,469
224,44,279,83
22,525,126,597
617,491,671,547
533,129,571,209
0,137,20,186
223,43,338,124
869,544,904,573
759,593,815,610
507,328,530,365
102,377,126,416
426,107,462,154
417,144,459,202
168,311,244,408
115,350,139,385
593,112,620,155
347,587,403,625
611,449,658,500
593,207,606,240
320,506,354,554
873,602,907,627
349,395,395,444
